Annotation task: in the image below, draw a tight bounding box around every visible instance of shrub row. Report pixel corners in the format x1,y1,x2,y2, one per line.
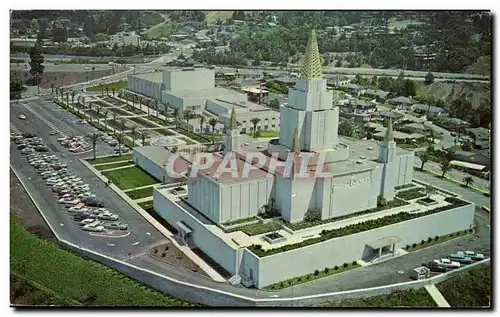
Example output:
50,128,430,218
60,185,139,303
286,198,408,231
249,198,470,257
395,183,416,190
396,188,427,201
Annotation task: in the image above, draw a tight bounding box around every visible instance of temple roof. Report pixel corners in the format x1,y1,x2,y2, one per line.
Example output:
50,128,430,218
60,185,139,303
230,107,237,130
300,29,322,80
384,117,394,142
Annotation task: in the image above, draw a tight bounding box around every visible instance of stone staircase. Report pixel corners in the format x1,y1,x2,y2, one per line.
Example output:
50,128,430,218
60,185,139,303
228,275,242,286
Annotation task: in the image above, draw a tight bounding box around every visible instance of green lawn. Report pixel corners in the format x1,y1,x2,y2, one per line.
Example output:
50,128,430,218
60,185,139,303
102,166,159,190
256,130,280,138
88,154,133,165
127,186,155,200
265,262,361,290
10,212,196,306
321,289,437,307
87,81,128,93
437,264,491,308
145,21,173,39
94,161,134,171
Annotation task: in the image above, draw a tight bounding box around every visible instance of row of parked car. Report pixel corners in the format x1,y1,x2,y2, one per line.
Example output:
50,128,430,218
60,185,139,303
12,132,128,233
101,134,131,155
57,135,92,153
12,132,50,154
423,250,486,272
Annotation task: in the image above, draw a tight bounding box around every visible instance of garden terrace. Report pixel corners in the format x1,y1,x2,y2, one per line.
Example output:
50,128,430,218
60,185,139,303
248,197,471,257
225,220,283,236
154,128,176,136
87,80,128,93
221,216,258,227
396,188,428,201
102,96,125,106
106,107,134,117
94,160,134,171
395,183,417,190
124,105,147,116
404,228,473,252
265,261,361,290
285,199,408,231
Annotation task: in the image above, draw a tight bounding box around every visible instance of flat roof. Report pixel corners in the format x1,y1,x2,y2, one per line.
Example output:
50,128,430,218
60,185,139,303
130,72,163,83
210,97,270,112
165,87,243,99
134,146,190,175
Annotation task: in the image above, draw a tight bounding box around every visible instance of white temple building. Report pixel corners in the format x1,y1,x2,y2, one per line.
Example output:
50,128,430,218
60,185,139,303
134,30,475,288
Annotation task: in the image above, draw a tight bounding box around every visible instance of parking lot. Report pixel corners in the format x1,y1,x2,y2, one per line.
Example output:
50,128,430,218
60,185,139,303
10,100,167,260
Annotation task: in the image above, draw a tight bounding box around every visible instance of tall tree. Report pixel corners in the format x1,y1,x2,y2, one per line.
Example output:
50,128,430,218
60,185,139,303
208,118,218,144
28,42,44,89
418,151,430,171
199,116,206,133
440,160,451,178
250,117,261,138
90,133,99,160
463,176,474,188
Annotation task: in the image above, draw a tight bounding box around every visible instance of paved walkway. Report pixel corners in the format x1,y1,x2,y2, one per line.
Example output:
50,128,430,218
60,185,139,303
135,196,154,203
92,159,132,167
122,183,159,193
425,284,451,308
80,159,226,283
99,164,135,173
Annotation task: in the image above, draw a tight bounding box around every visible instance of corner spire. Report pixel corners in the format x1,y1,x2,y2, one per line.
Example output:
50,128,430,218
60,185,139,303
300,29,322,80
230,107,237,130
292,128,300,154
384,117,394,142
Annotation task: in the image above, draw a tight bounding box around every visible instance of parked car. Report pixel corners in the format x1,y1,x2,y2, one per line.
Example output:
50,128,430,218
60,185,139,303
96,213,119,221
49,130,58,135
433,259,460,269
78,218,95,226
82,224,104,232
103,222,128,230
73,212,92,221
19,114,26,120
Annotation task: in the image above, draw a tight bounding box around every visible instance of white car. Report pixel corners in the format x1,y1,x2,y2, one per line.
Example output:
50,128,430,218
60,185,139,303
79,218,95,226
433,259,460,269
19,114,26,120
49,130,58,135
82,224,104,232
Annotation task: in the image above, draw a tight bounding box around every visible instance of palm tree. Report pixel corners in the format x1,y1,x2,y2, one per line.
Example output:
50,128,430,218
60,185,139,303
147,100,151,117
130,125,138,147
60,88,64,102
118,118,127,136
155,100,159,118
81,96,86,115
173,108,179,129
183,108,193,130
103,110,109,132
463,176,474,188
440,160,451,178
199,116,206,133
112,114,118,135
71,91,75,105
418,151,430,171
51,83,55,94
76,96,81,113
96,106,102,123
106,87,109,96
139,130,148,146
208,117,218,144
250,117,261,138
116,133,124,156
90,133,99,160
65,91,70,106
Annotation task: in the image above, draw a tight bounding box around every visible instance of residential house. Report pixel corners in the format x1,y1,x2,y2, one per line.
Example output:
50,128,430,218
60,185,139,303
386,96,417,111
402,122,430,134
274,76,297,87
325,74,350,87
343,83,365,97
466,127,490,150
413,104,449,117
362,89,392,103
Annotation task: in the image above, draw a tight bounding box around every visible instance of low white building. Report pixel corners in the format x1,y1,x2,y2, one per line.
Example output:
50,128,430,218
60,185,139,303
110,31,141,47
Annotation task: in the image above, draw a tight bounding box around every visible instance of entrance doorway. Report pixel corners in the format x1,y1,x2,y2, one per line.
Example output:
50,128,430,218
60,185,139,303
363,236,401,263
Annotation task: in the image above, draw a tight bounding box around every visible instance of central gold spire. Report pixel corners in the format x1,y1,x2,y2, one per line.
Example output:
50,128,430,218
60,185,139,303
230,107,237,130
300,29,322,80
384,117,394,142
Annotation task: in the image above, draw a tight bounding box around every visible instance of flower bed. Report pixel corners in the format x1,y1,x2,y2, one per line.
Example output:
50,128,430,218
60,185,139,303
396,188,427,201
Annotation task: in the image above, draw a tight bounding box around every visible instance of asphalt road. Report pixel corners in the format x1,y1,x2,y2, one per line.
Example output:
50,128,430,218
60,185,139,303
9,97,492,303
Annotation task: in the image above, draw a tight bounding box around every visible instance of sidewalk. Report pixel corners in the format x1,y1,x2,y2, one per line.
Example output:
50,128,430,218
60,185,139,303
122,183,158,193
80,158,226,283
425,284,451,308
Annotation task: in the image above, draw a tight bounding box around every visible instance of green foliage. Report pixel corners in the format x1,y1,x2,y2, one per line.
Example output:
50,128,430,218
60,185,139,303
338,120,366,139
269,99,280,110
87,81,128,93
126,187,155,200
395,183,416,190
396,187,427,201
28,43,44,85
10,212,196,306
424,72,435,85
304,208,321,222
88,154,133,165
322,289,436,307
249,197,469,257
437,265,491,308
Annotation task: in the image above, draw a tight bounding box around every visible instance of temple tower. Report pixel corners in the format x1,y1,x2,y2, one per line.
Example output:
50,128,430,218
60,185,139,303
223,107,241,154
278,29,339,152
379,117,398,199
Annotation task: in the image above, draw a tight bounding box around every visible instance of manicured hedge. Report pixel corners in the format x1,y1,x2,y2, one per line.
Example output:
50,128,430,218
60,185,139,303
396,188,427,201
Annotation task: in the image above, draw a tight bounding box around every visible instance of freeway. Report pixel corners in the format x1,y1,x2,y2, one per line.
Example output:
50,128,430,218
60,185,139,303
9,97,492,304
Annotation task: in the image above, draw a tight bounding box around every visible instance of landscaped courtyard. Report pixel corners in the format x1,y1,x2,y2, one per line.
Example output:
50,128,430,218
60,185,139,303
102,166,159,190
88,154,133,165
